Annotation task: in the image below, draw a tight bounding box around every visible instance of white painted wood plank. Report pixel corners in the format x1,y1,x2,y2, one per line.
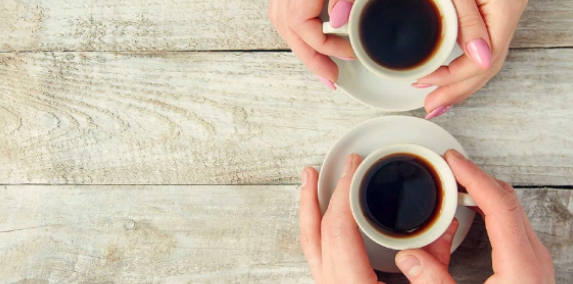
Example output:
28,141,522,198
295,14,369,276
0,0,571,52
0,0,284,52
1,50,573,185
0,185,309,283
517,0,573,47
0,185,571,283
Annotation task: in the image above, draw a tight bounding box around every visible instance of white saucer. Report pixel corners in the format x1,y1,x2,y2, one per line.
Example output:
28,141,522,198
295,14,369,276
319,8,463,112
317,116,475,273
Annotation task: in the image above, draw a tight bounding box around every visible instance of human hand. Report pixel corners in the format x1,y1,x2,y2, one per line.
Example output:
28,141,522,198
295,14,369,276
419,0,528,119
395,149,555,283
268,0,528,115
268,0,355,90
299,154,460,283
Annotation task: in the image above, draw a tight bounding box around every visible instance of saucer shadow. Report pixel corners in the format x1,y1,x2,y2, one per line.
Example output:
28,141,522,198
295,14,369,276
376,215,493,284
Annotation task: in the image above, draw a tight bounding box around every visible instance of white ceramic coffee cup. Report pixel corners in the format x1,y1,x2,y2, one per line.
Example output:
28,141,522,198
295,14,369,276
349,143,476,250
323,0,458,81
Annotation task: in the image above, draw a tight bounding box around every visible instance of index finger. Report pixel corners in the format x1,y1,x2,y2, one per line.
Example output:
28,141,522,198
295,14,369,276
289,0,354,59
453,0,491,69
443,150,537,267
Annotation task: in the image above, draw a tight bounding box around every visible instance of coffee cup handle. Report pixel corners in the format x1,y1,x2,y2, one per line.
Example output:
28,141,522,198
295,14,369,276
458,193,477,207
323,22,349,36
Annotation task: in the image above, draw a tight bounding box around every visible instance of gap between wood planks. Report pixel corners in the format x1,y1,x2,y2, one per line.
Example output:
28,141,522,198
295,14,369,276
0,183,572,189
1,46,573,54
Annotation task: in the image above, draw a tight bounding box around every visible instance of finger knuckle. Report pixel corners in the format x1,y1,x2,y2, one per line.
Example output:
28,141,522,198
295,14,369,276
305,52,327,73
458,13,484,29
499,190,520,213
286,5,302,29
496,179,509,188
286,13,296,28
502,183,516,195
445,65,455,77
326,213,351,241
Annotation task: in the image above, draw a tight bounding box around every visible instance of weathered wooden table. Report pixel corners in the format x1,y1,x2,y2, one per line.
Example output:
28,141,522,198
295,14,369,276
1,0,572,283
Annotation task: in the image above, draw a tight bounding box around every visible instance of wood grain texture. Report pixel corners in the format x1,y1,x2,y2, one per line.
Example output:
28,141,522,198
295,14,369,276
1,50,573,185
0,0,284,52
0,0,572,52
0,185,308,283
0,185,571,283
516,0,573,48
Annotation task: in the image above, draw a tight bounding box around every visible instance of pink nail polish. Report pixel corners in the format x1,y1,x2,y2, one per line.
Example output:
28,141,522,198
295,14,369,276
330,0,353,28
412,83,433,89
318,76,336,90
425,105,453,120
335,56,355,61
467,39,491,69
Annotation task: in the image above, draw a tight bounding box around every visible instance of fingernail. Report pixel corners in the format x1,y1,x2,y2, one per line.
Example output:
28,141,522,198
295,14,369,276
412,83,433,89
397,255,422,277
448,149,465,160
425,105,453,120
443,231,454,242
467,39,491,69
341,155,353,178
318,76,336,90
330,0,353,28
335,56,355,61
443,218,459,242
301,169,309,187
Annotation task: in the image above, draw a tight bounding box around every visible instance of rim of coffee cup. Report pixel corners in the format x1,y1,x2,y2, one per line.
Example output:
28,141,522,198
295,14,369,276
349,143,459,250
346,0,458,81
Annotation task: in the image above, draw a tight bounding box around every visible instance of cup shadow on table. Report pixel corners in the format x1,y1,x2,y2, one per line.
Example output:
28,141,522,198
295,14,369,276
376,215,493,284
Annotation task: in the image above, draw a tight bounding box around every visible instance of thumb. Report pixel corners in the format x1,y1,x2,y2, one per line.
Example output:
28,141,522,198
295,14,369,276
452,0,492,69
395,250,456,284
328,0,354,28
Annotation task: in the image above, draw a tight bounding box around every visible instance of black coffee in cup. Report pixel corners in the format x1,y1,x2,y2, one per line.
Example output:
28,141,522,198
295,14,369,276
359,0,442,70
359,154,443,237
